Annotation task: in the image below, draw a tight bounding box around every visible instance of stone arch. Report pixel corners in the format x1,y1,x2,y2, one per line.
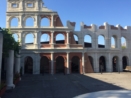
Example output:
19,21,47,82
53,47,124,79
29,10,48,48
25,33,35,44
40,17,50,27
12,33,19,42
84,34,92,48
24,56,33,74
111,35,117,48
40,56,50,74
40,33,50,44
55,33,65,44
122,56,129,71
112,56,119,72
24,16,35,27
99,56,106,72
74,34,79,44
10,17,19,27
88,56,94,71
121,37,127,49
55,56,65,74
98,35,105,48
71,56,80,73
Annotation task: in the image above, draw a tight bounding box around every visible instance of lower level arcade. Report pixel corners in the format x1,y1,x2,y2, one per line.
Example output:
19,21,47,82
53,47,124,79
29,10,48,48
21,52,130,74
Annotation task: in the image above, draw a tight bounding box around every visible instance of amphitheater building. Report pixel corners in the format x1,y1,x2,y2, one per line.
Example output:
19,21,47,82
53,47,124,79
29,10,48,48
6,0,131,74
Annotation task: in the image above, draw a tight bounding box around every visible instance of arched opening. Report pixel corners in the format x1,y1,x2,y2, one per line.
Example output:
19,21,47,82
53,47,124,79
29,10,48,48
121,37,127,49
111,35,117,48
112,56,119,72
98,35,105,48
99,56,106,72
71,56,80,73
24,56,33,74
40,56,50,74
25,17,34,27
56,56,65,73
41,18,50,27
10,17,18,27
111,36,117,48
55,34,65,44
88,56,94,71
84,35,92,48
74,35,78,44
25,33,34,44
122,56,128,71
40,34,50,44
12,33,18,42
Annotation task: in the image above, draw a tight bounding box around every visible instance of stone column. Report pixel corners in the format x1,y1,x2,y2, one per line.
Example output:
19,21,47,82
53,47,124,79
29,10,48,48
82,52,85,74
18,15,23,28
94,53,99,72
51,53,54,74
6,50,15,89
14,54,20,73
118,56,122,72
106,53,112,72
51,31,54,48
66,31,70,48
67,52,70,74
51,15,54,27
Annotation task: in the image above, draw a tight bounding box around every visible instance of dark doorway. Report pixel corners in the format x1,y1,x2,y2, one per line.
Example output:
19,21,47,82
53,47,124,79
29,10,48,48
88,56,94,71
40,56,50,74
71,56,80,73
122,56,128,71
99,56,106,72
112,56,118,72
24,56,33,74
56,56,65,73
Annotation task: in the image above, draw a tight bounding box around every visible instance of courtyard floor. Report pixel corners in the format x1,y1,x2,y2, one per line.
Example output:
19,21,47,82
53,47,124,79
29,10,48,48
2,72,131,98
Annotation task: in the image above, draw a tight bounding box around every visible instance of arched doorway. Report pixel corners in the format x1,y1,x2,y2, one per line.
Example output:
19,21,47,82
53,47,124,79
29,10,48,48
56,56,65,73
71,56,80,73
40,56,50,74
122,56,128,71
88,56,94,71
112,56,119,72
99,56,106,72
24,56,33,74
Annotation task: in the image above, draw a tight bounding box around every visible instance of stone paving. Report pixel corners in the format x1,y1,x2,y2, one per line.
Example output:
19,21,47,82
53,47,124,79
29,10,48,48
2,72,131,98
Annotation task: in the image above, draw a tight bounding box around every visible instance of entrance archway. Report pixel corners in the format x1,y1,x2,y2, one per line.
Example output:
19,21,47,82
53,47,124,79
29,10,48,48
71,56,80,73
112,56,119,72
24,56,33,74
56,56,65,73
40,56,50,74
122,56,128,71
99,56,106,72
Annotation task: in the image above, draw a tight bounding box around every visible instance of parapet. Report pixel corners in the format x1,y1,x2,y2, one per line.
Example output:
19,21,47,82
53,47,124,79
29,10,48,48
67,21,76,30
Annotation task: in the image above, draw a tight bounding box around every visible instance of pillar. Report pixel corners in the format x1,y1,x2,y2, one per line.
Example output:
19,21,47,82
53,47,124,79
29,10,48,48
51,31,54,48
82,53,85,74
94,53,99,72
66,31,70,48
51,15,54,27
106,53,112,72
67,52,70,74
6,50,15,89
14,54,20,73
51,53,54,74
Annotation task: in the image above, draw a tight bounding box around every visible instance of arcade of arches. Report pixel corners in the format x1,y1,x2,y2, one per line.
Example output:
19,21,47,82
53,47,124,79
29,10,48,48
24,53,94,74
24,53,129,74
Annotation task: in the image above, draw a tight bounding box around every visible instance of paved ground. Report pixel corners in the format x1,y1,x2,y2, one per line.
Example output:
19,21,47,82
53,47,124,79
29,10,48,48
2,72,131,98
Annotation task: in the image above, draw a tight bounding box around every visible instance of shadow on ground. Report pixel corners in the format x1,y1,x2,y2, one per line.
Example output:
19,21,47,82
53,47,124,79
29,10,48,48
2,74,126,98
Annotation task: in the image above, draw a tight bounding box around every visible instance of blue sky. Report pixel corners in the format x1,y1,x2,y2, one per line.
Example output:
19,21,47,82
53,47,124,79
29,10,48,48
1,0,130,45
